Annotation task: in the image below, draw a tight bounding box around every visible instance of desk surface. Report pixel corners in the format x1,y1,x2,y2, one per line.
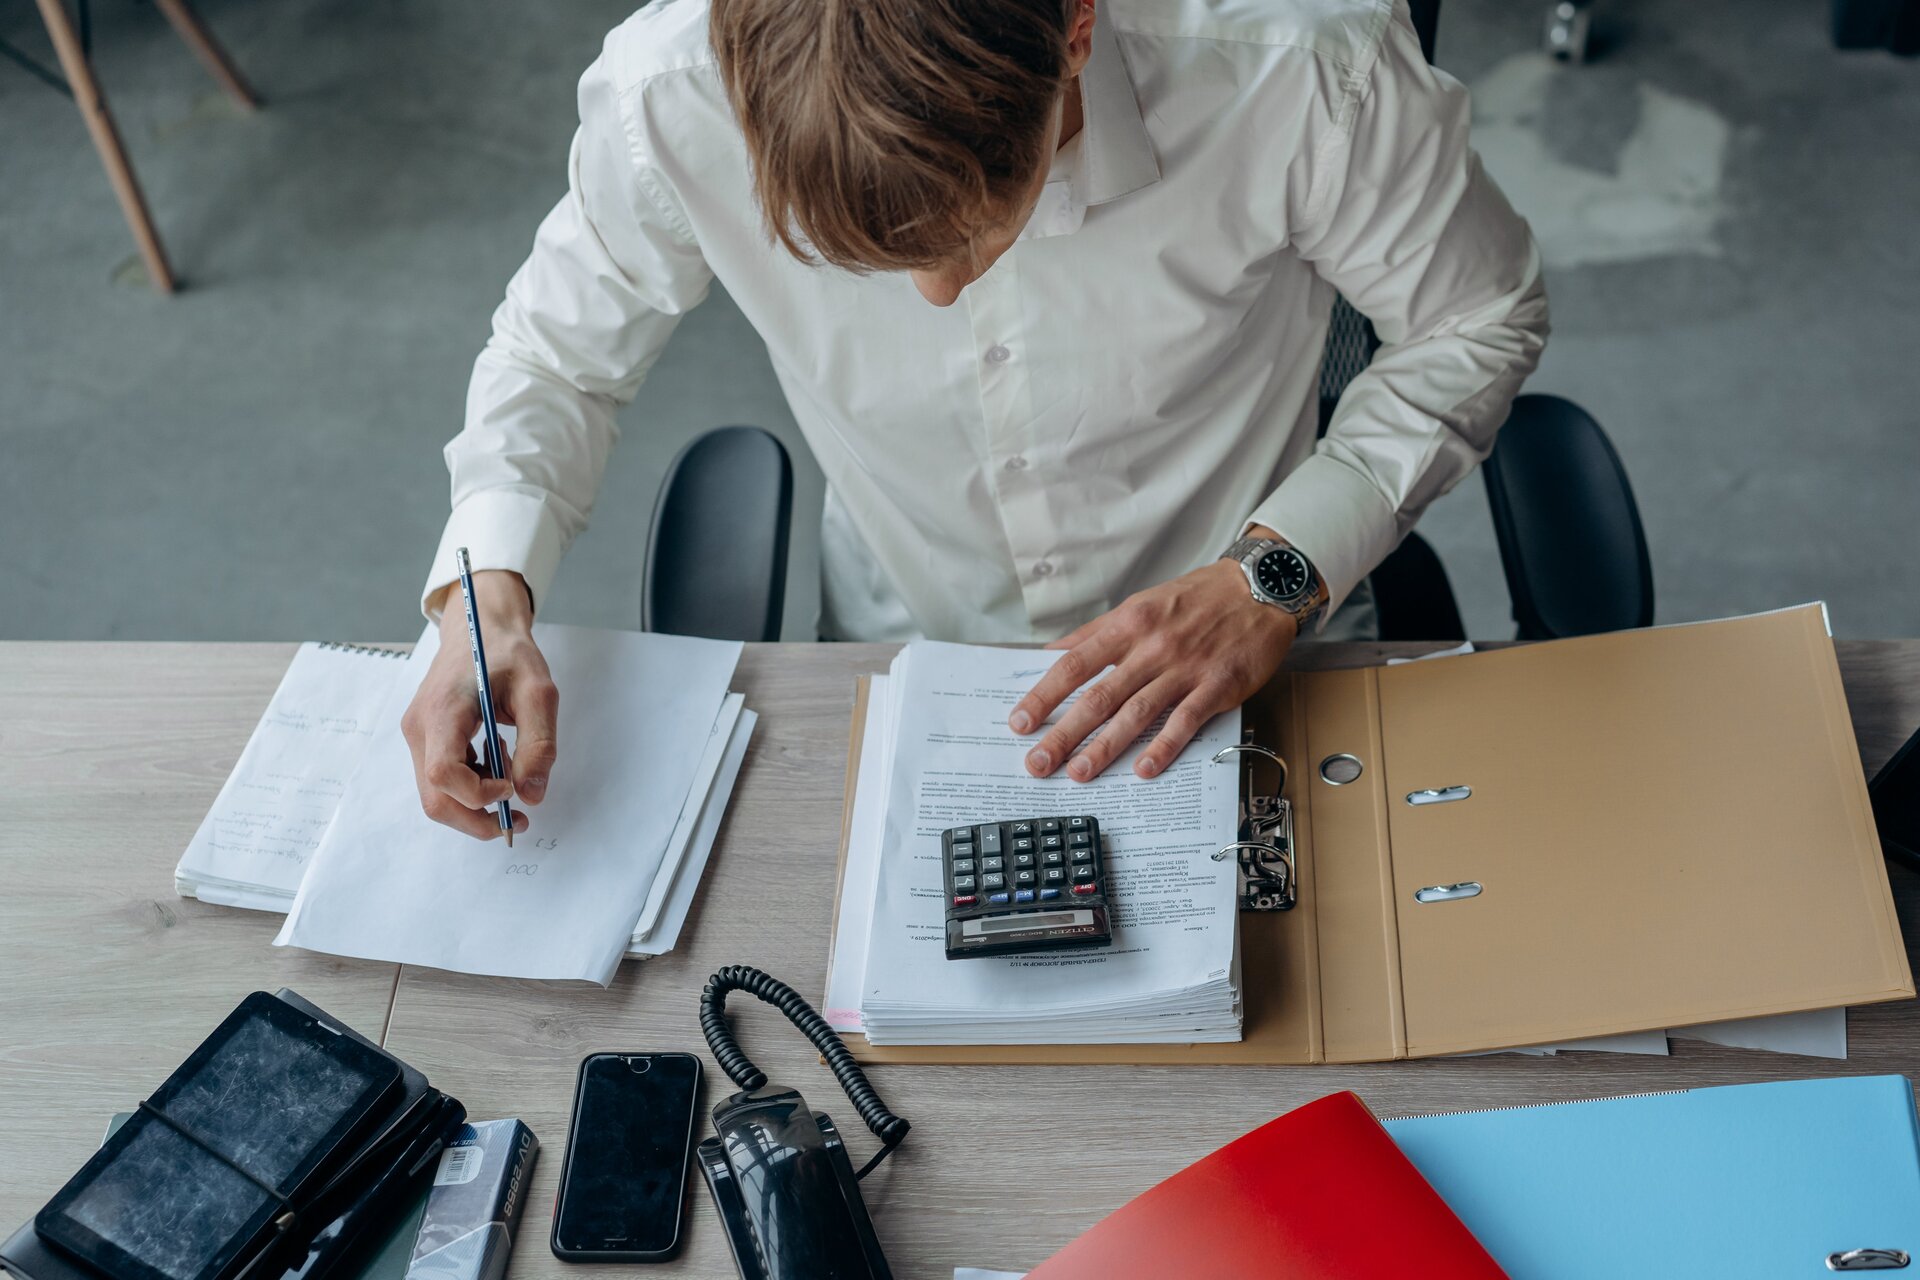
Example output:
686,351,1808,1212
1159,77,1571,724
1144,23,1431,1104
6,639,1920,1279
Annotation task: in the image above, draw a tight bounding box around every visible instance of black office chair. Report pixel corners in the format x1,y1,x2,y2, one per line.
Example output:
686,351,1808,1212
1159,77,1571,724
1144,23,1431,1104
644,0,1654,645
1320,297,1652,643
644,425,793,642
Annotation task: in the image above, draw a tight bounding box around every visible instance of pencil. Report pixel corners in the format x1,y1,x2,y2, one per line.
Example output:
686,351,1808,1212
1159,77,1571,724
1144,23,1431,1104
454,548,515,845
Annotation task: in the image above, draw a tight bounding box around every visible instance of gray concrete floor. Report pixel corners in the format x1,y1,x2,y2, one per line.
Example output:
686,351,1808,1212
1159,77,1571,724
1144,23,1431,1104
3,0,1916,642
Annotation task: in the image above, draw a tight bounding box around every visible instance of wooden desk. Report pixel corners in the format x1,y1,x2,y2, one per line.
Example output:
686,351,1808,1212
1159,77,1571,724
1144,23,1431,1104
6,640,1920,1278
0,645,398,1231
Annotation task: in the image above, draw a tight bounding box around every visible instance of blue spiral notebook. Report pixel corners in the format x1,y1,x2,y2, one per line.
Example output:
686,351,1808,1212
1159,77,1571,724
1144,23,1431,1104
1386,1076,1920,1278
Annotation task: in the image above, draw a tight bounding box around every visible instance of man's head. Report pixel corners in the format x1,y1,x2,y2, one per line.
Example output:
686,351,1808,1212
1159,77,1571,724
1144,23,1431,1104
710,0,1097,306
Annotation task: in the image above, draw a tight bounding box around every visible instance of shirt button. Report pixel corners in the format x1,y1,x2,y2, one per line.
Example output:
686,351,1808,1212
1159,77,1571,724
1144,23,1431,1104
984,344,1011,365
1005,455,1028,471
1033,560,1056,578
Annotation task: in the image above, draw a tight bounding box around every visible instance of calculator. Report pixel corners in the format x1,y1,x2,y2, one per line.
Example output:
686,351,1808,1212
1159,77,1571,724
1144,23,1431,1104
942,816,1112,960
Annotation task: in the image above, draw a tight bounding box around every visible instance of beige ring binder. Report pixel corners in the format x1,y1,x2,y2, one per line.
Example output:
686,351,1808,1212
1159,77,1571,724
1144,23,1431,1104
831,604,1914,1066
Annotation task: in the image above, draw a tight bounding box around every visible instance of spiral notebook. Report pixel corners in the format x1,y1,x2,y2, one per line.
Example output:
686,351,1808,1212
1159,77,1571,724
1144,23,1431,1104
176,642,412,911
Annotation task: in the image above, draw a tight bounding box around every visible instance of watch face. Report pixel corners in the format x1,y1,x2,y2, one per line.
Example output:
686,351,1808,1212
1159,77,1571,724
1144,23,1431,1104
1254,548,1310,600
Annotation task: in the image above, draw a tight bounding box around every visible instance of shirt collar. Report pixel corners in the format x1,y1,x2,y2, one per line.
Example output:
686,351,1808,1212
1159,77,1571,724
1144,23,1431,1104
1019,12,1161,241
1073,12,1161,208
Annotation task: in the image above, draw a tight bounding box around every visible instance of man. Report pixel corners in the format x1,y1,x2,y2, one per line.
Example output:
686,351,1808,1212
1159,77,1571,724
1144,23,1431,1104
403,0,1547,839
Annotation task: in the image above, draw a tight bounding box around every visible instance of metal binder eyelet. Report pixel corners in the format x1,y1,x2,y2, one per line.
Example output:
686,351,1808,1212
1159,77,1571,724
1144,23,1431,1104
1414,882,1483,904
1212,739,1295,912
1406,785,1472,806
1829,1249,1911,1271
1318,753,1364,785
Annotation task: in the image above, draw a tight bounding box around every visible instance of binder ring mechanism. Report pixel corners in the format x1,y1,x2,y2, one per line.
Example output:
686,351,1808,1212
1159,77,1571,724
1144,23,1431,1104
1212,738,1295,912
1829,1249,1911,1271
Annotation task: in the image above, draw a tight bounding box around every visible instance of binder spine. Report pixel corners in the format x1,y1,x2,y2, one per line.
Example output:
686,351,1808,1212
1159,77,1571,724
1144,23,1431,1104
1298,666,1407,1062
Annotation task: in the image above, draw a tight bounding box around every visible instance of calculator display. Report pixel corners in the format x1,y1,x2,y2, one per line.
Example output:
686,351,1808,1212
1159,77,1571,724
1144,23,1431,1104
942,816,1113,959
974,912,1077,933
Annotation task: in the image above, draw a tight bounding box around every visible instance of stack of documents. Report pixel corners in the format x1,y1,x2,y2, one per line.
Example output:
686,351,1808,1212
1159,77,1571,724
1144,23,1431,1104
826,641,1243,1045
174,625,754,981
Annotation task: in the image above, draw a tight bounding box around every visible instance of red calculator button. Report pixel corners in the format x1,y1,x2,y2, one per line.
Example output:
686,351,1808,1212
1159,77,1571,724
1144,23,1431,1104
952,894,978,907
1071,883,1096,895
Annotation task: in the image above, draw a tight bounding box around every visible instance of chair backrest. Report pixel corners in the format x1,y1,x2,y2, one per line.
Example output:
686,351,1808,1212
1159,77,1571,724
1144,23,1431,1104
644,426,793,642
1482,394,1655,639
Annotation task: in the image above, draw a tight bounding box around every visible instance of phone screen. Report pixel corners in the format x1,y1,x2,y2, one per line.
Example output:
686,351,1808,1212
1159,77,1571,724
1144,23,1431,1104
553,1053,701,1258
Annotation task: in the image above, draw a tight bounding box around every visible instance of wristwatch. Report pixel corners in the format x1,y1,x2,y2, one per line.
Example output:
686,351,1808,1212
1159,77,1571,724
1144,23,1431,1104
1221,535,1326,630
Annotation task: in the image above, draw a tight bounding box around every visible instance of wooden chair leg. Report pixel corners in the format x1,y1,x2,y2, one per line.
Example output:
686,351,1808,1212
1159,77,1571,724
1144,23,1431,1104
150,0,258,110
33,0,176,293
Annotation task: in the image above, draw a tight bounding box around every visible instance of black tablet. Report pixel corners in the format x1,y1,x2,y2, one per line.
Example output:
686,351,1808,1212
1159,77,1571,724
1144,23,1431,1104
36,992,401,1280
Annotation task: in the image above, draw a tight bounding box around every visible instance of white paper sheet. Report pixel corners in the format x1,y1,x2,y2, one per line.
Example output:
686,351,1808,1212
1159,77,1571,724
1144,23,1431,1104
955,1271,1027,1280
1672,1007,1847,1058
825,675,894,1030
1386,641,1477,664
277,624,740,982
629,707,757,957
1487,1010,1847,1058
630,693,745,942
175,643,412,910
851,643,1241,1044
1459,1029,1671,1058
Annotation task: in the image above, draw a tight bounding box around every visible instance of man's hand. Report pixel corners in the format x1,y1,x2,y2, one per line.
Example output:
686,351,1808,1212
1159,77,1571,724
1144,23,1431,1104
400,569,558,839
1008,535,1307,782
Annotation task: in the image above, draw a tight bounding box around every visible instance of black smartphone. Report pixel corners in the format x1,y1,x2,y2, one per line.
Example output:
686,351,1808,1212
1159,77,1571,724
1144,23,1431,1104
551,1052,702,1262
1872,723,1920,873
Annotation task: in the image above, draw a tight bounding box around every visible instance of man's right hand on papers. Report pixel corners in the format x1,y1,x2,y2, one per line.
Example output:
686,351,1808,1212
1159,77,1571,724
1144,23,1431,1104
403,569,553,839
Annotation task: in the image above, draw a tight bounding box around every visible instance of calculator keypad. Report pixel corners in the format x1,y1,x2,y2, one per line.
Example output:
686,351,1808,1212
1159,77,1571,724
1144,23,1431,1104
942,816,1111,959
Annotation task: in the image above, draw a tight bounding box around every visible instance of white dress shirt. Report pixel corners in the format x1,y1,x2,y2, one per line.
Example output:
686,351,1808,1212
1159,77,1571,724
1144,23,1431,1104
425,0,1548,642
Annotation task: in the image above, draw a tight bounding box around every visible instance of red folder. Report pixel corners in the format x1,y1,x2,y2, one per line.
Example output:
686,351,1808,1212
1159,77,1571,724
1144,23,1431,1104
1027,1092,1507,1279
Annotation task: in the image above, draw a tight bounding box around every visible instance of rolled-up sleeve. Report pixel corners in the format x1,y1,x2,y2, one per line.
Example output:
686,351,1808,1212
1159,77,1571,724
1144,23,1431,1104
421,51,713,617
1247,0,1550,622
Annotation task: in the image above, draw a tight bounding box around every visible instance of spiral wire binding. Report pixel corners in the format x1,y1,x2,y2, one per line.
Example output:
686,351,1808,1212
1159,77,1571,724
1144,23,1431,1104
316,642,408,658
699,965,909,1179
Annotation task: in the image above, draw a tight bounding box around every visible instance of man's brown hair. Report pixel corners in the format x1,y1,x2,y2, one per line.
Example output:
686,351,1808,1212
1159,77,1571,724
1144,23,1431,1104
710,0,1074,272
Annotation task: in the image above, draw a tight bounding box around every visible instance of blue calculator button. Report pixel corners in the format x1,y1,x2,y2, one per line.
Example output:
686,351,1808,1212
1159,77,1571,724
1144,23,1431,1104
1039,888,1061,901
987,892,1011,905
1014,889,1035,903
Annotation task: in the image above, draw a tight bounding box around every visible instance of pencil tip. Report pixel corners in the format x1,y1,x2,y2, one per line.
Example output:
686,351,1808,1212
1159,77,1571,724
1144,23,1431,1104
505,830,514,848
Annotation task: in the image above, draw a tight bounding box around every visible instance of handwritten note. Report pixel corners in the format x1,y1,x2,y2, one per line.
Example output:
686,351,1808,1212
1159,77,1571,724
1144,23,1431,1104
276,624,743,983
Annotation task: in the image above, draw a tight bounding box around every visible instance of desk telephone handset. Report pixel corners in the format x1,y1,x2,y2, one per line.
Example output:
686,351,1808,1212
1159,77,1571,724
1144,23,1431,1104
696,967,910,1280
